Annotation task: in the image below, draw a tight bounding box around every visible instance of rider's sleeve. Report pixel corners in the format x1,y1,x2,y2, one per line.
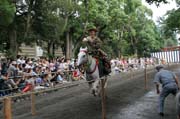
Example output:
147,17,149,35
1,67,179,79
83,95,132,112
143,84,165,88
94,37,102,49
81,37,90,50
82,37,88,42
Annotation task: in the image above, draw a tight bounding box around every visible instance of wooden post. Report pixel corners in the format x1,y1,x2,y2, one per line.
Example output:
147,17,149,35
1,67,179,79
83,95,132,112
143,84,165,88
101,79,106,119
144,64,147,90
4,97,12,119
31,93,36,115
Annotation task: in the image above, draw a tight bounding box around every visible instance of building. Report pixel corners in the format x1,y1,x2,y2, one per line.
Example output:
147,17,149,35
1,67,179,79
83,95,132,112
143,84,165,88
18,43,63,58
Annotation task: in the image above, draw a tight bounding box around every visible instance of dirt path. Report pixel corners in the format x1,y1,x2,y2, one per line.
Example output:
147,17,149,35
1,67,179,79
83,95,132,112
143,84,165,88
0,64,179,119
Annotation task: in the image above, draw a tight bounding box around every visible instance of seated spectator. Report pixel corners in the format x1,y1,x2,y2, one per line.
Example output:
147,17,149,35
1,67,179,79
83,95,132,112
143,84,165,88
34,77,46,90
22,74,35,93
1,62,8,75
0,74,10,96
72,69,83,80
57,72,64,82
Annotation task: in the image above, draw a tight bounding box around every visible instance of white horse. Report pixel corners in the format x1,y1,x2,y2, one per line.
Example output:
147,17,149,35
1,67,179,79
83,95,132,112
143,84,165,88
77,47,107,96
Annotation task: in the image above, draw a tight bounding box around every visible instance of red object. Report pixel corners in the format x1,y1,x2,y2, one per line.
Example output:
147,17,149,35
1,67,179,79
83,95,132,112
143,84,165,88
22,84,32,92
73,71,78,77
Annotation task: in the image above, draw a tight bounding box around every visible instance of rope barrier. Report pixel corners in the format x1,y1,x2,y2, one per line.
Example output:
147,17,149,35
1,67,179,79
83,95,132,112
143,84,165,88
0,65,155,95
0,66,157,101
6,69,74,79
0,70,75,92
0,63,178,100
0,75,110,101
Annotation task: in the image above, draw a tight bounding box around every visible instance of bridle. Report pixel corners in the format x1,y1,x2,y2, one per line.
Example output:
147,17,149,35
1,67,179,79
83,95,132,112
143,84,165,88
78,50,98,74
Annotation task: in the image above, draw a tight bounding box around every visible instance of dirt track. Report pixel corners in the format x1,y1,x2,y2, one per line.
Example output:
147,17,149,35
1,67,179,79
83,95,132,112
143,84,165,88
0,64,180,119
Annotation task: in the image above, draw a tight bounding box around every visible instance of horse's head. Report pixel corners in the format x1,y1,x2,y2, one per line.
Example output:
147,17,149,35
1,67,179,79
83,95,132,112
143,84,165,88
77,47,88,67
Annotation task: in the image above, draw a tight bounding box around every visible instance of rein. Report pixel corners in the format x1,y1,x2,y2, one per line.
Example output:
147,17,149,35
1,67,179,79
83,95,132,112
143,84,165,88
86,58,98,74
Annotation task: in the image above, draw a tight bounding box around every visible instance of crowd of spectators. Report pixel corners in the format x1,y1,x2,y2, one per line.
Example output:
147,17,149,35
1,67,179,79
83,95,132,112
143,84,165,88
0,56,83,97
0,56,162,97
110,57,161,74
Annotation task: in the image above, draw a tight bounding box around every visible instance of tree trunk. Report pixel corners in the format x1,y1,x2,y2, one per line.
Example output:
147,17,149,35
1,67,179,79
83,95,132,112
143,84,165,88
69,32,73,58
24,0,34,39
8,25,17,59
130,36,137,56
52,43,55,57
65,30,73,60
47,41,54,58
118,50,121,59
66,31,70,60
134,38,138,57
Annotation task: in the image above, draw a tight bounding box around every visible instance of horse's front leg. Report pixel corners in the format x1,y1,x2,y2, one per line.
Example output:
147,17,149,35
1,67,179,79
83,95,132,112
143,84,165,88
91,79,101,96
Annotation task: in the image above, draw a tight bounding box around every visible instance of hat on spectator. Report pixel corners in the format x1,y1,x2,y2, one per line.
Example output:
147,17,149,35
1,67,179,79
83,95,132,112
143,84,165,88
12,61,17,65
63,63,68,70
31,72,37,77
42,67,46,70
21,60,25,64
17,59,22,64
28,61,33,64
42,64,47,67
25,65,32,69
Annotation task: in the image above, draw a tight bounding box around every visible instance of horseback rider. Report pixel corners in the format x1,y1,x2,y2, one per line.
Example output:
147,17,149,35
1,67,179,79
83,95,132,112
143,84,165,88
82,25,111,76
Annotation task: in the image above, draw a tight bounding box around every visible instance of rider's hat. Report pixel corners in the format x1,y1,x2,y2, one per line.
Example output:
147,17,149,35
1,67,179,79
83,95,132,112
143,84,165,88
87,24,97,32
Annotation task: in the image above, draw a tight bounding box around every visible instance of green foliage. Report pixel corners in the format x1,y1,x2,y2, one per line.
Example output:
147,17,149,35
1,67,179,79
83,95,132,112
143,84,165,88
0,0,16,27
165,8,180,32
158,1,180,48
0,0,168,58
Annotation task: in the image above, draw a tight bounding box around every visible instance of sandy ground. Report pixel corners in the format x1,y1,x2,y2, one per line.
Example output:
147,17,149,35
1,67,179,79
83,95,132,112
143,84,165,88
0,64,179,119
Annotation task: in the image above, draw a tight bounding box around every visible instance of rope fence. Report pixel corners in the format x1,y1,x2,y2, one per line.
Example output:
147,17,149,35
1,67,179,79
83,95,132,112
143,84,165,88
0,63,175,98
0,69,82,94
6,69,74,79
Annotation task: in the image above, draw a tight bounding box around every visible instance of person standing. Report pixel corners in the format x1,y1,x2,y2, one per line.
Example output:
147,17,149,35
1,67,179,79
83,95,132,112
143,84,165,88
153,65,179,116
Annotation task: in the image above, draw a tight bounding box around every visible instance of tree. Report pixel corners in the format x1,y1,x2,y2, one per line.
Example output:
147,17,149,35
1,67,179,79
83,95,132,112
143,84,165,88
157,1,179,48
0,0,16,56
145,0,168,5
0,0,166,59
0,0,15,27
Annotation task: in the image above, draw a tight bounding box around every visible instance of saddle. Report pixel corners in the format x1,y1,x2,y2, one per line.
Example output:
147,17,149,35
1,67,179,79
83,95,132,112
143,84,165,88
89,51,111,77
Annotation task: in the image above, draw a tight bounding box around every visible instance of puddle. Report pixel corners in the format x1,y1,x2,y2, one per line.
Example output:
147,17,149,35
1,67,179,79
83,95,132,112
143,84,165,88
145,91,157,98
111,90,165,119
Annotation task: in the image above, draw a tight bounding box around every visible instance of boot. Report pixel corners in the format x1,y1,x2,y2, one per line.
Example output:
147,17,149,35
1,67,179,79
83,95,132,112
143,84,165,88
103,57,111,75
